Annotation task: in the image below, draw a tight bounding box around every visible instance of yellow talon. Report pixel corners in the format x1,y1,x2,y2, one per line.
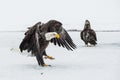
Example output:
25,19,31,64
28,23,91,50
42,64,51,67
44,55,55,60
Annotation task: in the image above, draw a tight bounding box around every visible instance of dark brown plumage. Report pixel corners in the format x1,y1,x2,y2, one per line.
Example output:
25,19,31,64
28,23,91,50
19,20,76,66
80,20,97,46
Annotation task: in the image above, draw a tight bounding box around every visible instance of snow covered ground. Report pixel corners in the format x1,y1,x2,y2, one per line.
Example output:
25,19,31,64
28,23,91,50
0,31,120,80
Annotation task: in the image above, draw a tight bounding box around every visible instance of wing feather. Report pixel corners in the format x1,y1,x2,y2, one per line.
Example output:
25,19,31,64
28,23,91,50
60,38,72,50
80,31,84,40
56,39,61,47
50,28,76,50
19,29,36,52
53,38,57,45
58,39,65,48
19,22,42,52
90,29,97,41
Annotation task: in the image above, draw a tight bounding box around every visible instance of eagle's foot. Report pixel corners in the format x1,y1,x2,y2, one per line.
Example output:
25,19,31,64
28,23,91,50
42,64,51,67
44,55,55,60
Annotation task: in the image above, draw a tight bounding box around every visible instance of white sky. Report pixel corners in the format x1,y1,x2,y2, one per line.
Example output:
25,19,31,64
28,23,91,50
0,0,120,30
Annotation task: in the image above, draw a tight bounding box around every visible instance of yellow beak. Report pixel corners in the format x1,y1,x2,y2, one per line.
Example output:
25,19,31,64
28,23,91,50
55,34,60,39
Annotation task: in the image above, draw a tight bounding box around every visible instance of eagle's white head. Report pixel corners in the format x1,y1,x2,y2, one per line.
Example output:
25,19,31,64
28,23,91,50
45,32,60,40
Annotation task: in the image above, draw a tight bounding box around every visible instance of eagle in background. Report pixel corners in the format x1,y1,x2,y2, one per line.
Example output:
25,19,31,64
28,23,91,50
19,20,76,67
80,20,97,46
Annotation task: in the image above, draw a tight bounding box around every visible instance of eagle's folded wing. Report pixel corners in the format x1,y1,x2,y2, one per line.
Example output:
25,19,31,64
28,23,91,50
90,29,97,41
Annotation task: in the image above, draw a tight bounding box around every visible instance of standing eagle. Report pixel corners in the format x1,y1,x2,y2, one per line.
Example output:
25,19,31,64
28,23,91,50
80,20,97,46
19,20,76,67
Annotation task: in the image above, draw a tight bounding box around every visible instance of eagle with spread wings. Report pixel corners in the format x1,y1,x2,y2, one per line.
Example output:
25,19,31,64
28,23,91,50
19,20,76,66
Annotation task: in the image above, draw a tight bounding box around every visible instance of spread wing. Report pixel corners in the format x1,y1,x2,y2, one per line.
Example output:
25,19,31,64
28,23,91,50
19,22,42,53
50,28,76,51
19,26,37,52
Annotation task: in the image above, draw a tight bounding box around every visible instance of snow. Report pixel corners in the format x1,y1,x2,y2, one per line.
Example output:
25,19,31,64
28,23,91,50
0,31,120,80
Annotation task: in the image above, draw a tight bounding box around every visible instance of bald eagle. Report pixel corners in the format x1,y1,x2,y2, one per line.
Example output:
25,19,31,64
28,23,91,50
19,20,76,66
80,20,97,46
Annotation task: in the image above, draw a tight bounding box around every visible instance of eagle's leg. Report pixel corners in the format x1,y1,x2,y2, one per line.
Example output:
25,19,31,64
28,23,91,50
35,52,51,67
43,51,55,60
35,52,44,66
